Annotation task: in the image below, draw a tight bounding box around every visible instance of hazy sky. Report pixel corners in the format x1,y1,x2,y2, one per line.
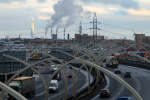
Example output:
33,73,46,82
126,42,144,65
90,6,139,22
0,0,150,39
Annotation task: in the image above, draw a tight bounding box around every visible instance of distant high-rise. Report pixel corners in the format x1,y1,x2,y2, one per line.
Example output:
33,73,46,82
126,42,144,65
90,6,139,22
31,18,34,39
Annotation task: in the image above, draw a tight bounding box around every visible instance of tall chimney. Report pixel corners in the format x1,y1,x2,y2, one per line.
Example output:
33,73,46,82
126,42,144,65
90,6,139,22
19,35,20,40
56,29,57,35
51,29,53,39
56,29,58,40
64,29,65,40
68,33,69,40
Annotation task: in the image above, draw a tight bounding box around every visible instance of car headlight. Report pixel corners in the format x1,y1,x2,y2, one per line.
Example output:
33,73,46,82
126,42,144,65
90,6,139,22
53,88,55,90
7,96,9,99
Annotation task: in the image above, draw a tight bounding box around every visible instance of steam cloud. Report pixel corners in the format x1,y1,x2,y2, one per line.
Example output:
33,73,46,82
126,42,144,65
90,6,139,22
81,0,139,9
47,0,91,29
37,0,47,3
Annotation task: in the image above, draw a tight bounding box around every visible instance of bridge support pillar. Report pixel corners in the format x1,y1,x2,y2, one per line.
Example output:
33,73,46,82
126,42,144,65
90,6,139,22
0,90,4,100
96,69,100,86
46,86,49,100
72,96,76,100
88,70,91,93
5,74,7,83
0,91,3,100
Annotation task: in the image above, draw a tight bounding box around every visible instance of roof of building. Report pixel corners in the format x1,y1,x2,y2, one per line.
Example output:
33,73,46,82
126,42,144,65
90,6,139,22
13,77,34,81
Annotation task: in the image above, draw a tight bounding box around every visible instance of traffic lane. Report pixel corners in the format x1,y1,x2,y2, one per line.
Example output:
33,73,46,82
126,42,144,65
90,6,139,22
119,64,150,100
29,69,74,100
91,74,124,100
3,66,92,100
90,64,140,100
48,67,93,100
29,67,87,100
73,66,93,92
105,66,140,100
105,64,148,100
3,71,50,100
29,74,64,100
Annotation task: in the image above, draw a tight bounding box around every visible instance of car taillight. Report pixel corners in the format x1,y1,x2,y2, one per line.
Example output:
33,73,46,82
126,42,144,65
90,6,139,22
129,74,131,75
106,92,108,94
125,74,127,75
100,92,102,94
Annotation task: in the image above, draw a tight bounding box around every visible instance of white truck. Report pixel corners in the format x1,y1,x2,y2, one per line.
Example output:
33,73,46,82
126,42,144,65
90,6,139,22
49,80,58,93
106,56,119,68
7,77,35,100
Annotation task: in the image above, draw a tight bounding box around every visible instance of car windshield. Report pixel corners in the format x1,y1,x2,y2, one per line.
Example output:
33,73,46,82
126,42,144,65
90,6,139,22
50,83,57,87
126,72,131,74
119,98,129,100
112,58,117,61
101,90,107,92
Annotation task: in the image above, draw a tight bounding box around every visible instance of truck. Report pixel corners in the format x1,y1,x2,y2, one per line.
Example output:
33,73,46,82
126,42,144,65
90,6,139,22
49,80,58,93
106,56,119,68
7,77,35,100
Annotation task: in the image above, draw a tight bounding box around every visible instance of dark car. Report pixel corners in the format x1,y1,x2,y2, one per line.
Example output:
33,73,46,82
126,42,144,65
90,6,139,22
117,96,132,100
124,72,131,78
68,64,73,69
67,74,72,78
100,89,110,98
114,69,121,74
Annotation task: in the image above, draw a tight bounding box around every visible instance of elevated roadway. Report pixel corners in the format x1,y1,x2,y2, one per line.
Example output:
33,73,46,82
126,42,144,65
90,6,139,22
3,65,93,100
91,64,149,100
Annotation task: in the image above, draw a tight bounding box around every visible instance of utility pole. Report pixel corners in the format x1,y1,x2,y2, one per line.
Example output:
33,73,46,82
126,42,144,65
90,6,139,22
90,13,100,43
79,21,82,44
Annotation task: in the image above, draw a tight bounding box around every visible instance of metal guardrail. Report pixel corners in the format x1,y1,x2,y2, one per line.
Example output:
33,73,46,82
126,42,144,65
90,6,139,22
118,59,150,70
75,72,106,100
61,63,106,100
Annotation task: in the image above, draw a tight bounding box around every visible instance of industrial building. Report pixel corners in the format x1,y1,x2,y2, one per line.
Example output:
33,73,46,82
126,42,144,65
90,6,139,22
0,51,26,73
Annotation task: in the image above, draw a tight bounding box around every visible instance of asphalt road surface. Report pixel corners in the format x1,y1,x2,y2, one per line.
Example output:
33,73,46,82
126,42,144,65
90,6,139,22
90,64,150,100
3,65,93,100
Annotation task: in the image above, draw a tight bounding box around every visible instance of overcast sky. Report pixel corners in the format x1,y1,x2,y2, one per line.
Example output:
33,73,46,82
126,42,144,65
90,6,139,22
0,0,150,39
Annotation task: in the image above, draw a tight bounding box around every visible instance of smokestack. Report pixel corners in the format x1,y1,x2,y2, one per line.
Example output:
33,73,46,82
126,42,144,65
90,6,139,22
56,29,57,35
19,35,20,40
56,29,58,40
51,29,53,39
64,29,65,40
68,33,69,40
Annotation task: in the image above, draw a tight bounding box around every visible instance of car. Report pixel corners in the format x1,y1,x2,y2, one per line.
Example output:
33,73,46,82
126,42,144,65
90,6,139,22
117,96,132,100
68,64,73,69
67,74,72,78
49,80,58,93
114,69,121,74
100,89,110,98
124,72,131,78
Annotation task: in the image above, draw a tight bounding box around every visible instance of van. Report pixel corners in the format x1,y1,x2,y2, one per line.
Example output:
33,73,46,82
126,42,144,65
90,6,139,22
106,56,118,68
49,80,58,93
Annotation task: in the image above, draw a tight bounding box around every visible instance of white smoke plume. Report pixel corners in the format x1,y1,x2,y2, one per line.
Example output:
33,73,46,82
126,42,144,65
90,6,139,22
48,0,91,28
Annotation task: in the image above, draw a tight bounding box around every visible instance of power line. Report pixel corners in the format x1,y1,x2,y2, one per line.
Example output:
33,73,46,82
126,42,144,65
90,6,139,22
100,22,150,33
100,29,133,39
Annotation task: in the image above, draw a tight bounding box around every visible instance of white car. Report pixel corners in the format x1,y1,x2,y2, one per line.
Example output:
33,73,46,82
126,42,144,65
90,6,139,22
49,80,58,93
